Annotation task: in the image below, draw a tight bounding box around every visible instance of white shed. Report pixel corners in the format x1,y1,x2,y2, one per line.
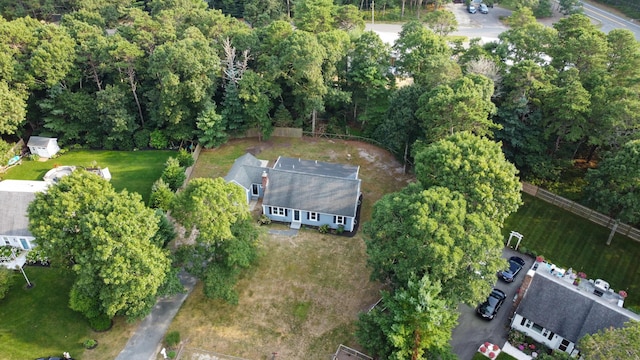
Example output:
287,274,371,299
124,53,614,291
27,136,60,158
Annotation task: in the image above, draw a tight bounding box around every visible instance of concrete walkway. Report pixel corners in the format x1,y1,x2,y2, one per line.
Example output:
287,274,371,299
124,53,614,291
116,270,197,360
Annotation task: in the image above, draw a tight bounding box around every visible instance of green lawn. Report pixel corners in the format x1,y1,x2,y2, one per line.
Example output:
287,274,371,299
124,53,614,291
1,150,175,203
504,193,640,307
0,267,89,360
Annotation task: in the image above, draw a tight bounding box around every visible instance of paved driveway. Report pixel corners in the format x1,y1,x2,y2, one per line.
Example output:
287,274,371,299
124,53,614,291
450,247,534,359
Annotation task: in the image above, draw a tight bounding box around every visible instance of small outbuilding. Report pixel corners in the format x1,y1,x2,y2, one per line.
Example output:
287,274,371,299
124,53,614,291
27,136,60,158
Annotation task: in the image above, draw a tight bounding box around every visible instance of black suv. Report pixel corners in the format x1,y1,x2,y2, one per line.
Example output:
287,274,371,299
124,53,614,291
476,288,507,320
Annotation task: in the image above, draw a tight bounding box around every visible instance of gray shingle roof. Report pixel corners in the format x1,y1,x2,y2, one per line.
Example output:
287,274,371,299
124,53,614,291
517,271,640,343
274,157,359,179
224,153,266,190
262,169,361,217
0,191,37,237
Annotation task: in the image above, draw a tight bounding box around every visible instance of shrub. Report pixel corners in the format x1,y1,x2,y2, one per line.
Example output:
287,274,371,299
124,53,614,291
83,339,98,349
176,148,194,168
150,130,169,149
336,225,345,234
89,314,112,332
168,350,177,359
0,268,14,300
150,178,175,210
28,154,40,161
165,331,181,348
26,248,49,265
319,224,330,234
133,129,151,149
257,215,271,225
161,157,186,191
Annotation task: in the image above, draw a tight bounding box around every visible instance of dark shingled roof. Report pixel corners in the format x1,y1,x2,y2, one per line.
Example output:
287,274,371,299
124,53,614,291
517,271,640,343
274,157,359,179
263,169,360,217
224,153,266,190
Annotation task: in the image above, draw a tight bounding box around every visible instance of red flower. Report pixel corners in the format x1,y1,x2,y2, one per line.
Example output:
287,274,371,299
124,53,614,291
529,344,536,349
480,346,486,353
489,352,495,358
536,256,545,262
619,290,628,298
493,344,500,351
484,342,490,347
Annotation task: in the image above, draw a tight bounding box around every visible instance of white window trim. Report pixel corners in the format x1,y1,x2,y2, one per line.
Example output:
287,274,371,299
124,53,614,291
309,212,319,221
272,207,286,216
335,216,346,225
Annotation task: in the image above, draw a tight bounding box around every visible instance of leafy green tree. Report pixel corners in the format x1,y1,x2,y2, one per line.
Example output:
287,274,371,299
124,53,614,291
244,0,284,27
293,0,335,33
498,8,557,65
335,4,365,32
534,0,553,18
541,68,591,153
171,178,258,302
422,9,458,37
364,184,506,305
146,26,220,141
585,140,640,226
196,103,227,148
150,178,175,210
27,171,172,321
238,70,278,141
414,132,522,225
356,274,458,359
373,84,425,161
416,74,498,143
0,82,28,135
96,84,138,150
161,157,186,191
394,21,460,87
579,320,640,359
558,0,583,15
347,31,392,125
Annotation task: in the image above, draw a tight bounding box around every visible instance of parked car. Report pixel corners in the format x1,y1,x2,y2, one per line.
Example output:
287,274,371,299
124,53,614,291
498,256,526,283
468,4,477,13
476,288,507,320
479,3,489,13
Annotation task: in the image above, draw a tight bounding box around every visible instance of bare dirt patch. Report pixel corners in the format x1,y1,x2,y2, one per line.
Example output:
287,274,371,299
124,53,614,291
167,138,413,359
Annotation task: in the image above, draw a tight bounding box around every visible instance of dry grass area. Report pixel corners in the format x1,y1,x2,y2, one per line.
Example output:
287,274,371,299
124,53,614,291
83,318,140,360
168,137,412,359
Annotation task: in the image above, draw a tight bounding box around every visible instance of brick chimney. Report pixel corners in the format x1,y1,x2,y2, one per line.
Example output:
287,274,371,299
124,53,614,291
512,269,536,313
261,171,269,189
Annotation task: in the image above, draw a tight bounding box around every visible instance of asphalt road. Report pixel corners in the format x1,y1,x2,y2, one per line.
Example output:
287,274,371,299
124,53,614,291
367,1,640,44
582,1,640,40
450,247,535,360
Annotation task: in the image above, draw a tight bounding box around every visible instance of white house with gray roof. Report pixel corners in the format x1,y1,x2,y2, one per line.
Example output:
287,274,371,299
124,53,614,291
511,265,640,356
225,154,362,232
0,180,49,251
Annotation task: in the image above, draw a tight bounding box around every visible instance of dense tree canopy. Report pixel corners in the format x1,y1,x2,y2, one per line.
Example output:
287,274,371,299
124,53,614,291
27,171,172,321
579,320,640,359
171,178,258,302
414,132,522,225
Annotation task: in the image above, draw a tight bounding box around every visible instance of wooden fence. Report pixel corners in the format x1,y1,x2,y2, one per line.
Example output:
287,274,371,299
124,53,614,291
521,182,640,242
245,127,302,138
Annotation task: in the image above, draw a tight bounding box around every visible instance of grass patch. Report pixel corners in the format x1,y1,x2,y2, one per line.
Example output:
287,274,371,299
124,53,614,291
0,266,142,360
170,138,411,359
504,193,640,306
1,150,175,203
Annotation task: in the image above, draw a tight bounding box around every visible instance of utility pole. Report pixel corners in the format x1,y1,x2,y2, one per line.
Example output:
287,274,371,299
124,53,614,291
371,0,375,25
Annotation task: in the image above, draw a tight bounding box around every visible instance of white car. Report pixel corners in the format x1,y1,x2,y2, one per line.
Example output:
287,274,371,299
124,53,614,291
479,3,489,14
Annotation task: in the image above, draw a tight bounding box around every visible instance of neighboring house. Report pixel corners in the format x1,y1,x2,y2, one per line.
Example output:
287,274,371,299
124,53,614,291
225,154,362,231
27,136,60,158
511,265,640,356
0,180,49,251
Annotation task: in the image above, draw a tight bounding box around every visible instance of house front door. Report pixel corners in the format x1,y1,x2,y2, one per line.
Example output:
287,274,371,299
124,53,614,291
293,210,300,222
